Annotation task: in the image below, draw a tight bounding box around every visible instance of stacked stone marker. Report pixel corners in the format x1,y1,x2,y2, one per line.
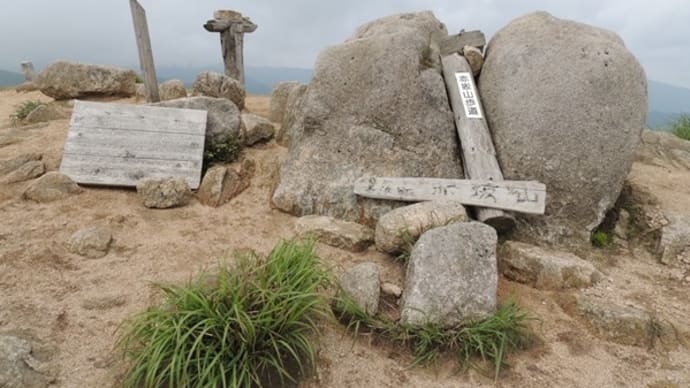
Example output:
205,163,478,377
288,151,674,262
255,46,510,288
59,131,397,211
204,10,257,86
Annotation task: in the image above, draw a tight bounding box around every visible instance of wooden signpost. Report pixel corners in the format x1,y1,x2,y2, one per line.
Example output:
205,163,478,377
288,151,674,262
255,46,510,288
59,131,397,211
354,43,547,229
60,101,206,189
354,177,545,215
441,53,518,231
204,10,257,85
129,0,160,102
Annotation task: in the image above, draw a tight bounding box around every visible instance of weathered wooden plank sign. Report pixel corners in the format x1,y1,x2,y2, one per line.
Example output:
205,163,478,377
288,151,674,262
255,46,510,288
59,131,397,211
442,53,516,231
354,177,546,215
60,101,206,189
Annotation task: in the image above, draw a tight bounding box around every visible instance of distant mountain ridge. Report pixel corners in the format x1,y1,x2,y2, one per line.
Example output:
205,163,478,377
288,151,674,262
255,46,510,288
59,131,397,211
2,65,688,129
0,69,24,86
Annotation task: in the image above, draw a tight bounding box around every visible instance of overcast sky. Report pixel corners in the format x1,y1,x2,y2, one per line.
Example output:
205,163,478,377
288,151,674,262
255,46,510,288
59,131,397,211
1,0,688,88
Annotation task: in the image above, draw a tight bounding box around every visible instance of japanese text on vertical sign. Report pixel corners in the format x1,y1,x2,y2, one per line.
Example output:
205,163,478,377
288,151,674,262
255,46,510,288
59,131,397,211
454,72,483,119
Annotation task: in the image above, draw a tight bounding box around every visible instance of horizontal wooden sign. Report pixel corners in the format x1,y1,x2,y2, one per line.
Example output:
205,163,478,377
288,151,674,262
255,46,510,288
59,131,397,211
354,176,546,214
60,101,206,189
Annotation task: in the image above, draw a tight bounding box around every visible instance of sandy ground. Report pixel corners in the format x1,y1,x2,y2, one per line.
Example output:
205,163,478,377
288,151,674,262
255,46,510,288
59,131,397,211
1,89,689,388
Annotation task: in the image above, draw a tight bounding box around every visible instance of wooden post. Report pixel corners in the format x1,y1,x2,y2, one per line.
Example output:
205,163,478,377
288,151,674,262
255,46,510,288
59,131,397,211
20,61,35,81
204,10,256,86
441,53,516,232
129,0,160,102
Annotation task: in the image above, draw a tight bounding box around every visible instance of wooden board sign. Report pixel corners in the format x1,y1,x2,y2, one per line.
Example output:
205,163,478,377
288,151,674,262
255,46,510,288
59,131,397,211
354,176,546,215
60,101,207,189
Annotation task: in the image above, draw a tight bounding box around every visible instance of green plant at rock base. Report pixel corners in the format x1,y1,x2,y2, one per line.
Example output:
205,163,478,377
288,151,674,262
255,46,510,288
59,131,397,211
203,136,242,170
135,74,144,84
10,100,44,122
671,114,690,141
116,238,332,388
591,231,610,248
334,296,534,380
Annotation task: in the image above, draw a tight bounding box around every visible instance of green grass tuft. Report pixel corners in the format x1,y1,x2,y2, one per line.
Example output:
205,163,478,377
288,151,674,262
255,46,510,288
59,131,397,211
334,295,533,379
671,114,690,141
116,238,332,388
10,100,44,122
203,136,242,171
591,230,610,248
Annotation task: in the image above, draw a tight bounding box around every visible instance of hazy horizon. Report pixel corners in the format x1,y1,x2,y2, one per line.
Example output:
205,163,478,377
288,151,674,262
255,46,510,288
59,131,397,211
1,1,689,89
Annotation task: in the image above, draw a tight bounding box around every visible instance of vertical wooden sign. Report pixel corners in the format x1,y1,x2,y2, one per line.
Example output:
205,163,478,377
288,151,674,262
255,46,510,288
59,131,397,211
129,0,160,102
441,53,515,232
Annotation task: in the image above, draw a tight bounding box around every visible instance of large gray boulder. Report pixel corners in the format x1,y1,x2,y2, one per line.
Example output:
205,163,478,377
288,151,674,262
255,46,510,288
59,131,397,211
192,71,245,110
478,12,647,245
36,61,136,99
400,222,498,326
152,97,242,150
272,12,463,226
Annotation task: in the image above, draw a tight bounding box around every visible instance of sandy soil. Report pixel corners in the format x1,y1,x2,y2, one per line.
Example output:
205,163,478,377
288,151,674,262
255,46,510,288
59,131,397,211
1,89,689,388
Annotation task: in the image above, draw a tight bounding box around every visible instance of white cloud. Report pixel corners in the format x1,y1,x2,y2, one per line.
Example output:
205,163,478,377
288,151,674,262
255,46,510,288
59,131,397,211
0,0,688,88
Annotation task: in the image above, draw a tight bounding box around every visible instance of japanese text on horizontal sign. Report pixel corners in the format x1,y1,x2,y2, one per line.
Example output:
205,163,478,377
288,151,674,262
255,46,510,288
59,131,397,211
454,72,483,119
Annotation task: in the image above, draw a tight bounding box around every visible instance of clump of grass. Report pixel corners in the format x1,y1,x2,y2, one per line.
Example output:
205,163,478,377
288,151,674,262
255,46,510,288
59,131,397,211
671,114,690,141
116,238,332,388
395,230,416,262
203,136,242,171
334,296,533,379
10,100,44,122
135,74,144,84
591,230,610,248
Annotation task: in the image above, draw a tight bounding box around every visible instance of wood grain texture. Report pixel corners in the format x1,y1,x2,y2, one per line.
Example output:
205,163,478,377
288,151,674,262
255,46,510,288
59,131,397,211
354,177,546,214
441,53,516,230
60,101,206,188
440,30,486,56
129,0,160,102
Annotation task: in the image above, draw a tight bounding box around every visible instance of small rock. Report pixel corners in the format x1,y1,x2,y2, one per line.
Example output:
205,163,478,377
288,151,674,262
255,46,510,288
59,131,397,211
192,71,245,110
0,334,52,388
196,159,254,207
614,209,631,240
294,215,374,252
197,166,227,207
0,153,42,176
400,222,497,327
1,161,44,184
22,172,82,202
24,104,64,124
159,79,187,101
576,295,678,347
269,81,300,123
341,262,381,315
80,295,127,310
15,81,39,93
381,282,403,298
375,200,468,254
136,177,192,209
463,45,484,76
658,214,690,266
68,226,112,258
499,241,603,290
241,113,275,145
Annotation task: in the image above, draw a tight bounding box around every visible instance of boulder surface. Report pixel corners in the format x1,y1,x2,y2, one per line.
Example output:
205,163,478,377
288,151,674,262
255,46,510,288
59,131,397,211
478,12,647,245
272,12,463,226
36,61,136,99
